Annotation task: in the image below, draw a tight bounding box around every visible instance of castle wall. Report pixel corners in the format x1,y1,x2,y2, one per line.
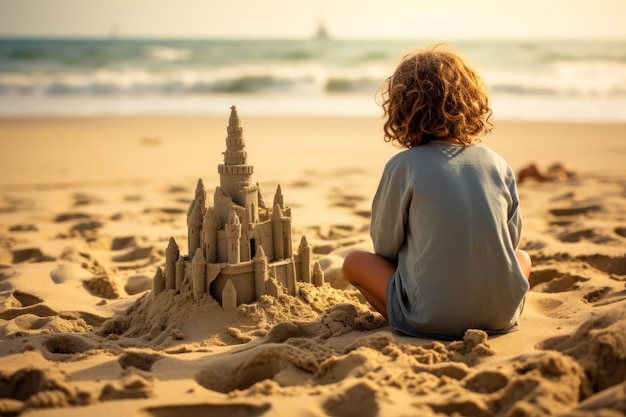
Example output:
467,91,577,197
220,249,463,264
210,262,256,305
216,230,228,263
254,221,275,260
241,187,259,224
271,259,297,295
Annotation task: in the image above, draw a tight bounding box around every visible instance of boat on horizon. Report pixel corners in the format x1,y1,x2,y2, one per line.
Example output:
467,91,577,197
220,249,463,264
315,21,330,40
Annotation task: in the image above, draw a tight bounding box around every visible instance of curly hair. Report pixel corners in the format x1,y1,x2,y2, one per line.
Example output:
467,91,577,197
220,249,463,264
379,45,493,148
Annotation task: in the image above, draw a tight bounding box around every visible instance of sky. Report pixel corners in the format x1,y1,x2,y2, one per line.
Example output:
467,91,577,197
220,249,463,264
1,0,625,40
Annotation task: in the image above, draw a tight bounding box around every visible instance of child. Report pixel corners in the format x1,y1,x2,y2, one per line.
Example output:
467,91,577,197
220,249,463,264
342,45,531,339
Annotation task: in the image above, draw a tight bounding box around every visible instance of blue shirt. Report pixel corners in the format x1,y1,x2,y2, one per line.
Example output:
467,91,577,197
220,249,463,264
371,141,529,339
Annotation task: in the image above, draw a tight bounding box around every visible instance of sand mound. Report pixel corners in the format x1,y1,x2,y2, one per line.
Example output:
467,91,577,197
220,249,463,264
542,309,626,394
97,279,384,348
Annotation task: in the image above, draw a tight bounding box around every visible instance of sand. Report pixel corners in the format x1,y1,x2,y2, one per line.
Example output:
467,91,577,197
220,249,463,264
0,115,625,416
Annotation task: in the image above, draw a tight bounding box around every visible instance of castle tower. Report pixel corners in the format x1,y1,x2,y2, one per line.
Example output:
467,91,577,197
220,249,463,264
312,262,324,287
226,210,242,264
218,106,253,207
188,199,204,257
192,248,205,300
253,245,268,299
273,184,284,209
222,279,237,310
203,206,217,263
299,235,311,284
175,256,185,290
272,204,285,260
153,267,165,295
195,178,206,201
165,237,179,290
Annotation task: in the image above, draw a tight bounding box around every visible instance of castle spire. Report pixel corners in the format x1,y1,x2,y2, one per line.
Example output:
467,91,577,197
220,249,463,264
223,105,247,166
217,106,254,206
273,184,284,209
195,178,206,202
228,105,241,130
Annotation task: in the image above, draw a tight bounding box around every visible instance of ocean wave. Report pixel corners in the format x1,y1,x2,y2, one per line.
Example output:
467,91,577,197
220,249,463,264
0,68,386,96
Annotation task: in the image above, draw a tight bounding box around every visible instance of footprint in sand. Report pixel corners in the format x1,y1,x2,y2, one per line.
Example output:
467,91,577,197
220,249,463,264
53,212,91,222
41,334,97,355
8,224,38,232
165,185,189,193
83,276,120,299
11,291,43,307
70,220,104,235
557,227,619,244
557,228,599,243
528,268,590,293
10,247,55,263
110,236,139,251
330,194,367,210
577,254,626,277
0,290,48,321
583,287,612,304
353,209,371,219
614,227,626,238
549,220,573,227
112,247,156,263
195,344,319,393
72,192,103,206
143,207,186,215
549,203,602,217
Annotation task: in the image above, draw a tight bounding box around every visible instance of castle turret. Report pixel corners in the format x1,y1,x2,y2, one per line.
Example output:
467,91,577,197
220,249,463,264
153,267,165,295
253,245,268,298
176,256,185,290
273,184,284,209
203,206,217,263
226,210,242,264
192,248,205,301
312,262,324,287
299,235,311,284
257,182,266,209
195,178,206,203
272,204,285,260
165,237,179,290
188,198,204,256
222,279,237,310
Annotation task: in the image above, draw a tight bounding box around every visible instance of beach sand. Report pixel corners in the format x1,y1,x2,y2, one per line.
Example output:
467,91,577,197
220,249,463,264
0,115,625,416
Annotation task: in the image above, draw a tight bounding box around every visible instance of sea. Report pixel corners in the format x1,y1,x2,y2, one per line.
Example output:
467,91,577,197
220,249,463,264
0,38,625,122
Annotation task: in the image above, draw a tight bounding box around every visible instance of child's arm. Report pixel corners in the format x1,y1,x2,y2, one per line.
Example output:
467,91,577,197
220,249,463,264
370,160,410,265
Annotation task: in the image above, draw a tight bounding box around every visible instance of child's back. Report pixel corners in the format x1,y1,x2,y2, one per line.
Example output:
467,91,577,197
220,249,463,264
372,141,529,338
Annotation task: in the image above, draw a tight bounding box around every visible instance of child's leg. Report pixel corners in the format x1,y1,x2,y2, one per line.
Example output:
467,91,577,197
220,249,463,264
342,249,395,319
515,249,532,279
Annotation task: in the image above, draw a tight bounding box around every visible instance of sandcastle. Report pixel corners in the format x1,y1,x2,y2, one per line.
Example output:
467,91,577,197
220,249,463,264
152,105,323,309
